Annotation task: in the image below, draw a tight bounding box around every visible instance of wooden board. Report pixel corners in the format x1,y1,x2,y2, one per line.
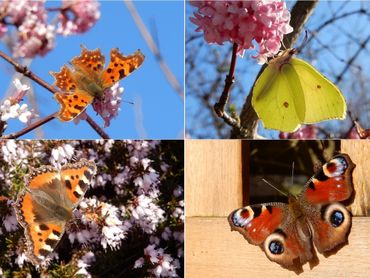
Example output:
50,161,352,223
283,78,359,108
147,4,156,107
185,140,243,216
186,217,370,277
342,140,370,216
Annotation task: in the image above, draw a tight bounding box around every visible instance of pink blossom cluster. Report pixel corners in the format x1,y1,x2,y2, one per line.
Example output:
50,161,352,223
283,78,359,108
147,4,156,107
0,0,100,58
0,140,183,277
279,125,318,139
92,83,124,128
0,0,54,57
190,0,293,63
57,0,100,36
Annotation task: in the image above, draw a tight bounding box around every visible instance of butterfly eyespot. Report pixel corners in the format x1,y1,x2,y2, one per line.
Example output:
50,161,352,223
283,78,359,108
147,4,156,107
283,102,289,108
317,84,321,89
107,68,112,73
330,210,344,228
269,240,284,255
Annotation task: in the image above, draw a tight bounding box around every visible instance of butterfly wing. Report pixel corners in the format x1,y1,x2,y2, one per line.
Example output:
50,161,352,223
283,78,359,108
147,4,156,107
100,48,145,89
70,45,105,80
252,52,346,132
54,90,94,121
291,58,346,124
59,159,97,206
50,65,78,92
228,203,313,267
252,54,306,132
299,154,355,253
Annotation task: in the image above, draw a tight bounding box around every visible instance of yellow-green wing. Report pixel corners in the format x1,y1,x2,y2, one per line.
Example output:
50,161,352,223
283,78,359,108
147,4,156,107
252,58,306,132
291,58,346,124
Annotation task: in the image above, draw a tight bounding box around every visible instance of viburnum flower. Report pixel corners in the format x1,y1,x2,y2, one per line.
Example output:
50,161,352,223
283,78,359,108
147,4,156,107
57,0,100,36
92,83,124,127
190,0,293,63
4,0,56,58
279,125,318,139
0,79,35,124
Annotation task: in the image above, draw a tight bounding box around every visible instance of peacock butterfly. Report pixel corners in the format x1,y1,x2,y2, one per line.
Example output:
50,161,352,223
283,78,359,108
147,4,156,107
228,153,355,268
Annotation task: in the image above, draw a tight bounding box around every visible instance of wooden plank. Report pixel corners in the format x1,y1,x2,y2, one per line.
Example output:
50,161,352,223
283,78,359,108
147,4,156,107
185,140,243,216
186,217,370,277
341,140,370,216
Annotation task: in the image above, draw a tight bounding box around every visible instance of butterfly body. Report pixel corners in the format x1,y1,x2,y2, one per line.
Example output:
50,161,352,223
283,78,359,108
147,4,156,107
252,49,346,132
51,45,145,121
14,159,97,265
228,154,355,268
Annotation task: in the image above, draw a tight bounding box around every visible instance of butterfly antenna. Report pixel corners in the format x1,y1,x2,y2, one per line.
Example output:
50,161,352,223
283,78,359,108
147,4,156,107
262,178,288,197
296,30,309,54
291,161,295,186
122,100,134,105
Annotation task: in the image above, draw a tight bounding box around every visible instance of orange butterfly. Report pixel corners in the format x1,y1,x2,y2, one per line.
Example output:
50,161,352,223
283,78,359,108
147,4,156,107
50,45,144,121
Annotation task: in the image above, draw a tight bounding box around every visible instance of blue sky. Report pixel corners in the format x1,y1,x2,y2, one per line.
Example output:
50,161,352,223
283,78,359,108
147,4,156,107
0,1,184,139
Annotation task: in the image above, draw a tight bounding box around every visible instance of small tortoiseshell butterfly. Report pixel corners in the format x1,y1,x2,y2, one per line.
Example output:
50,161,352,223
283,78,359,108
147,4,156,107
228,154,355,269
14,159,97,265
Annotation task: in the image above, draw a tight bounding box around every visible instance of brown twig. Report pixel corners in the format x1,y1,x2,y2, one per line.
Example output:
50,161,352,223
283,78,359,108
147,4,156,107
124,0,184,101
214,43,238,119
85,115,110,139
234,0,319,139
1,113,56,139
0,51,58,94
0,50,111,139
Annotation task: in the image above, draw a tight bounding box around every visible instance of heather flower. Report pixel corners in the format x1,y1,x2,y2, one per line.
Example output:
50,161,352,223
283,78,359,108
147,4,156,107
57,0,100,36
136,244,181,277
190,0,293,63
128,195,165,234
0,200,18,234
50,144,75,168
75,252,95,277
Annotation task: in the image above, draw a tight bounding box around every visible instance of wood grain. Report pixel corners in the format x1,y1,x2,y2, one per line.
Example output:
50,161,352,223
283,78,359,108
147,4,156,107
186,217,370,278
342,140,370,216
185,140,243,216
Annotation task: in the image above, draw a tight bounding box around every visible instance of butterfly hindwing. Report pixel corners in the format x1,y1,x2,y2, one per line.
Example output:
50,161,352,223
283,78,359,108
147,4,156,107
291,58,346,123
54,90,94,122
228,203,313,266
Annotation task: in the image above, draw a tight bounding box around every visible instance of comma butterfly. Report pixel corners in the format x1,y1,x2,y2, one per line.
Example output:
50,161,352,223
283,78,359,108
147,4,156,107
14,159,97,265
228,154,355,269
50,45,145,121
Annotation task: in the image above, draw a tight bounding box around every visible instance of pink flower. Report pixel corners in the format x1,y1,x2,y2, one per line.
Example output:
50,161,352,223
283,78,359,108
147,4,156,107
57,0,100,36
92,83,124,127
190,0,293,63
279,125,318,139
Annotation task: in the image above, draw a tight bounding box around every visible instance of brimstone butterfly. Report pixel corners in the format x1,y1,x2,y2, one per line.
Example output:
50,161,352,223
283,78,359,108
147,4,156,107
252,49,346,132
